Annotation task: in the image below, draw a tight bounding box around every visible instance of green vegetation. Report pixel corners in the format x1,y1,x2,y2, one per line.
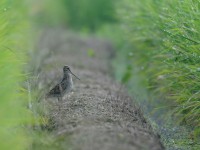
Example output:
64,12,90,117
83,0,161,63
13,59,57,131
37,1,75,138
31,0,117,31
116,0,200,133
0,0,33,149
31,0,68,27
97,0,200,148
62,0,117,31
31,132,72,150
2,0,199,149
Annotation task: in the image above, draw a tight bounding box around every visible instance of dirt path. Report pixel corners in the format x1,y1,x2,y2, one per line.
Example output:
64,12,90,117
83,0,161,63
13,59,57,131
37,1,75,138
34,29,164,150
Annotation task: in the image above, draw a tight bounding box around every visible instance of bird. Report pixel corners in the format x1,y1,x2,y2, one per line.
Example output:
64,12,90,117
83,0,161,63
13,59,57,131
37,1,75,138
46,65,80,101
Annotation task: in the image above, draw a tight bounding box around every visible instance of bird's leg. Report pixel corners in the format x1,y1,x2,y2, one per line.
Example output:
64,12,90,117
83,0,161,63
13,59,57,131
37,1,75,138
57,97,61,111
58,84,63,101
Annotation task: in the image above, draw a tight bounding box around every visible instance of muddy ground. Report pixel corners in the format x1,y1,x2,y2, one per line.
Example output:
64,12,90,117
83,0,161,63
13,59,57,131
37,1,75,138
32,29,164,150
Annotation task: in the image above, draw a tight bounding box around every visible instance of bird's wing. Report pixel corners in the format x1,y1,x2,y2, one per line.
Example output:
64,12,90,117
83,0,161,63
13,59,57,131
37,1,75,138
47,84,61,96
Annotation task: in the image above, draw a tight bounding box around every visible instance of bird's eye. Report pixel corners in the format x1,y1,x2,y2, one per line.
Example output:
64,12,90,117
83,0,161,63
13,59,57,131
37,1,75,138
64,66,69,70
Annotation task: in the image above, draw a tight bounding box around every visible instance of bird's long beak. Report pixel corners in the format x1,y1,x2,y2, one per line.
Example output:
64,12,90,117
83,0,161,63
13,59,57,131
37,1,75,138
70,70,80,80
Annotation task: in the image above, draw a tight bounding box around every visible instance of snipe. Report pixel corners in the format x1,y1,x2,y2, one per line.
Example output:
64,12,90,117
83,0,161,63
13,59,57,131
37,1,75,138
46,65,80,101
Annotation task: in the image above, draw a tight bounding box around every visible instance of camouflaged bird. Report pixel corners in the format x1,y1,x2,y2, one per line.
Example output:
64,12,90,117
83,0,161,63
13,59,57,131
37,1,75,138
46,66,80,101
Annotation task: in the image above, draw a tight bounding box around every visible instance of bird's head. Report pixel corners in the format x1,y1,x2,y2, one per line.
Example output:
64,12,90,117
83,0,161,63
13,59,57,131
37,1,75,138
63,65,70,72
63,65,80,80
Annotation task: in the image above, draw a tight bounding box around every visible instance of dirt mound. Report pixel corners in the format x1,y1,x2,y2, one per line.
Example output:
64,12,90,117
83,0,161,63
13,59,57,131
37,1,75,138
35,29,164,150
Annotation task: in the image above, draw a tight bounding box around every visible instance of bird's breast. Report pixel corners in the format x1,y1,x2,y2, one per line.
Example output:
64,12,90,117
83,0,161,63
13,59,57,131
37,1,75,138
61,77,73,93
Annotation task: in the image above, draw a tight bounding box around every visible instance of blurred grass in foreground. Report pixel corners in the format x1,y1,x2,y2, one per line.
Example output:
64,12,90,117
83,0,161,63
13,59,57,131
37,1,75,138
0,0,33,149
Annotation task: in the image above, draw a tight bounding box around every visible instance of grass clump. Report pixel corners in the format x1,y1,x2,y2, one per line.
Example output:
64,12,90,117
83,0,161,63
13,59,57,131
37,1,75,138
98,0,200,146
0,0,33,149
115,0,200,136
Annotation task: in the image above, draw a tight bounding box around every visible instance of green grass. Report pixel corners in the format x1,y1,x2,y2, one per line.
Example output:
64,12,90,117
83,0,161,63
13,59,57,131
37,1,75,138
30,0,68,27
31,131,72,150
118,0,200,131
96,0,200,148
62,0,117,31
0,0,33,149
31,0,117,31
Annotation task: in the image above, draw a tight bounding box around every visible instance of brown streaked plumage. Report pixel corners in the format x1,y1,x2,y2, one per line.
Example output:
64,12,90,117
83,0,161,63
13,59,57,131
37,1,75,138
46,66,80,101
